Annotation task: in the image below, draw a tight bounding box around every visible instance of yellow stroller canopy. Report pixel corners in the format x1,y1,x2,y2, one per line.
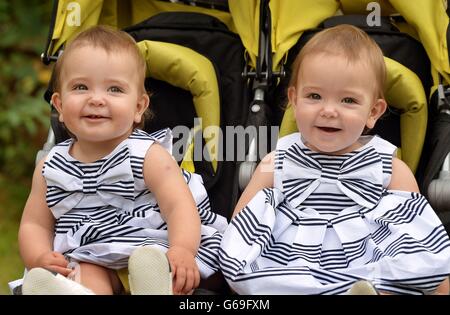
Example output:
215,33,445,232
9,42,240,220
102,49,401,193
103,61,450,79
268,0,450,84
46,0,238,59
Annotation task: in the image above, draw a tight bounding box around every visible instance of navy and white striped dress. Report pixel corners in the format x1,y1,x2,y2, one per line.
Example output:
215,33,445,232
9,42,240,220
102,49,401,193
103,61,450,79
219,133,450,294
43,128,227,278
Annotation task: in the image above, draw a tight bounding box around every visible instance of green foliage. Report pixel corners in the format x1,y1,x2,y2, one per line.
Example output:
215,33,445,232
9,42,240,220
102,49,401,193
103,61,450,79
0,175,29,294
0,0,53,178
0,0,54,294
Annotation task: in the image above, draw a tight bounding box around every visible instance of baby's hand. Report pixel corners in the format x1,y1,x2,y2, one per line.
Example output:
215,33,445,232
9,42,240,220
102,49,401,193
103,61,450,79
166,246,200,295
34,251,72,277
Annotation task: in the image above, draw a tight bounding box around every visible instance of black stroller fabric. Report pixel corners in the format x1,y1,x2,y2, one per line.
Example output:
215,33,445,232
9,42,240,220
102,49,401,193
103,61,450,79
417,91,450,190
416,91,450,233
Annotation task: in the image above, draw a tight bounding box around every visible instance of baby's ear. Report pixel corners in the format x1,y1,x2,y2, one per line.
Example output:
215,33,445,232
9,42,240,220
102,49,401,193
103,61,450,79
134,93,150,124
366,98,387,129
51,93,64,122
287,86,297,106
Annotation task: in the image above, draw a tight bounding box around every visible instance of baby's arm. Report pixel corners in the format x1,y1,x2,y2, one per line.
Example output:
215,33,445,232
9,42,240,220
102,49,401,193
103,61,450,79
143,143,201,294
388,157,450,294
387,157,420,192
18,158,72,276
388,158,450,295
232,151,275,218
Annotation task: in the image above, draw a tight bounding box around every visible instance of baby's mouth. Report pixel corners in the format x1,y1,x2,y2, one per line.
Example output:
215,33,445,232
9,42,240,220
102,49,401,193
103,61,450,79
317,126,341,133
84,115,107,119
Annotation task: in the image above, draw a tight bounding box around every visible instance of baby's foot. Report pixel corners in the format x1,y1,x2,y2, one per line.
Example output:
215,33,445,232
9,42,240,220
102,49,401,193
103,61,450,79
22,267,94,295
128,246,172,295
347,280,379,295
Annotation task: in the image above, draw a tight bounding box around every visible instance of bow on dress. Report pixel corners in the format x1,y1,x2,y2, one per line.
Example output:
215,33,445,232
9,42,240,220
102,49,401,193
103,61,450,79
43,148,135,219
281,143,384,210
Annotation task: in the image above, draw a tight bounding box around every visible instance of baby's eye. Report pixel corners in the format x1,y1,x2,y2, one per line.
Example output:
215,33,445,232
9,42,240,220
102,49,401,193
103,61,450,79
342,97,357,104
108,86,123,93
73,84,88,91
307,93,321,100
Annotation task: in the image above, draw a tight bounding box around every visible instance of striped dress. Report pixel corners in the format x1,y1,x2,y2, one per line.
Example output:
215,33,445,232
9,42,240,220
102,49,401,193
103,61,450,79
43,128,227,278
219,133,450,294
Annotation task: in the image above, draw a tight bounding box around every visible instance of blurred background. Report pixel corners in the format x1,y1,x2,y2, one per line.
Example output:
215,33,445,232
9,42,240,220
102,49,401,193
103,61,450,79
0,0,53,294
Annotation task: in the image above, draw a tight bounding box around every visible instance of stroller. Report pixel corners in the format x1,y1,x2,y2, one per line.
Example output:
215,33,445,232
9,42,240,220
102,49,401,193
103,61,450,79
11,0,450,294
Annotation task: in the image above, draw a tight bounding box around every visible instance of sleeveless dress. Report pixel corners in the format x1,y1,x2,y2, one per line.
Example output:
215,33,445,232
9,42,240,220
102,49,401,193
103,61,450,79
43,128,228,278
219,133,450,294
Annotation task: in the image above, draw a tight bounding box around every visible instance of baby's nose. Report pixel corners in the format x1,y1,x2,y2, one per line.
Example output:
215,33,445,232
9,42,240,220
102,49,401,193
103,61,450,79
319,103,338,118
88,93,106,106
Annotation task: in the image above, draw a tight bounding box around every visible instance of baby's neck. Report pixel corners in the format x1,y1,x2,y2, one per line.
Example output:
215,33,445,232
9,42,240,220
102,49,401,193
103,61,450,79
69,137,129,163
69,142,112,163
302,138,365,155
68,129,134,162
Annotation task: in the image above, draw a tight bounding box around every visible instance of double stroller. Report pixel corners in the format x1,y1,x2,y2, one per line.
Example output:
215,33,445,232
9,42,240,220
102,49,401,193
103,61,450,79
12,0,450,294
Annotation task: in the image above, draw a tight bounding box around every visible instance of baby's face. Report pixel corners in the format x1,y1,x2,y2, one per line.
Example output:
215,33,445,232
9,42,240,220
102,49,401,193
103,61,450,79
289,53,385,154
52,45,148,150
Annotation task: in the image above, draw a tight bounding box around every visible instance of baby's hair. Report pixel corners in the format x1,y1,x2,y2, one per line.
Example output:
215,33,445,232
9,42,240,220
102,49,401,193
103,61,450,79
53,25,147,93
52,25,152,130
289,24,386,99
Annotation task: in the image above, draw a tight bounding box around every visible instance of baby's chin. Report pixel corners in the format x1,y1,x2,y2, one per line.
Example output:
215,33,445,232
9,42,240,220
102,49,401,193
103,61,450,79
304,141,361,155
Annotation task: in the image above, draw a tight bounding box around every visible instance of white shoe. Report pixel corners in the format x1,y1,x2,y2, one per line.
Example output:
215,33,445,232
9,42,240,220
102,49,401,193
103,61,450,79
22,267,95,295
347,280,379,295
128,247,172,295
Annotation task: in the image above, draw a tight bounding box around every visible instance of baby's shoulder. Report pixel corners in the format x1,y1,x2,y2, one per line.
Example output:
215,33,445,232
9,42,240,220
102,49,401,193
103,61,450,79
363,135,397,156
388,157,419,192
276,132,300,151
128,128,173,158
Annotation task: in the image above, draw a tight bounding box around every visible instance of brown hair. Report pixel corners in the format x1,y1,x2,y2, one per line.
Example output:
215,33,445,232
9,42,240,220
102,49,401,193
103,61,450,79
52,25,151,129
289,24,386,99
